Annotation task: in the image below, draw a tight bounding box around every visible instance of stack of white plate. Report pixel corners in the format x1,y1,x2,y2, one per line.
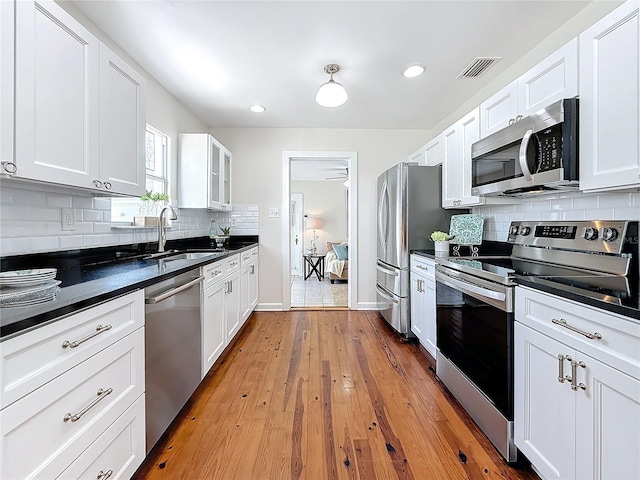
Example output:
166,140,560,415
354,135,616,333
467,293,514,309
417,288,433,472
0,268,61,307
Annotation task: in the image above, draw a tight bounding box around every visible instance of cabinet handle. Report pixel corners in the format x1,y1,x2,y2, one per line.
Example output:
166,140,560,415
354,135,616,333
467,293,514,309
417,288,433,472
570,360,587,391
1,161,17,174
62,324,112,349
552,318,602,340
416,264,427,270
93,180,104,188
515,115,523,122
508,118,516,125
250,265,255,274
97,470,113,480
103,181,112,190
557,354,572,383
64,387,113,422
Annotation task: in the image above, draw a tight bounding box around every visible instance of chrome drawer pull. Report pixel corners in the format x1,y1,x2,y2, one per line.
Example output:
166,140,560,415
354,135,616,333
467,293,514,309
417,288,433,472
552,318,602,340
557,354,572,383
62,324,112,349
64,388,113,422
570,360,587,391
97,470,113,479
93,179,103,188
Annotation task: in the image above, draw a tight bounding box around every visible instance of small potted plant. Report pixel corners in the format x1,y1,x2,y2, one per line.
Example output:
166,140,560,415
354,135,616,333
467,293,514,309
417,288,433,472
218,226,231,249
430,230,453,255
134,190,170,226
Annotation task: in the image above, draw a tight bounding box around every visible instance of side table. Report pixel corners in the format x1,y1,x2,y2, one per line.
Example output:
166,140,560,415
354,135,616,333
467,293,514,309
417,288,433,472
303,254,325,281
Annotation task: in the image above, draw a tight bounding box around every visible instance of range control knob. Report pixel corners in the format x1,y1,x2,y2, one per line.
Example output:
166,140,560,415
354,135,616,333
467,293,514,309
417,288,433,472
518,226,531,236
509,225,519,236
602,227,619,242
583,227,598,241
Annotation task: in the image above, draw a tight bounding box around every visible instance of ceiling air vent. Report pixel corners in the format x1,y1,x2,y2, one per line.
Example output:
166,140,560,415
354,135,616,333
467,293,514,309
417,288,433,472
457,57,501,79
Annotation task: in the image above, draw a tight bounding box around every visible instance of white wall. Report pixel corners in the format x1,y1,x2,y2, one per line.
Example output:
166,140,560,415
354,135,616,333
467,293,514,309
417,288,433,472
210,128,429,309
292,181,348,254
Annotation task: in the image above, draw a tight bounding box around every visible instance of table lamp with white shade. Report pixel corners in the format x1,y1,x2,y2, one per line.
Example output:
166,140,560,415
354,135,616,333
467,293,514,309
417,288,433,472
305,216,323,254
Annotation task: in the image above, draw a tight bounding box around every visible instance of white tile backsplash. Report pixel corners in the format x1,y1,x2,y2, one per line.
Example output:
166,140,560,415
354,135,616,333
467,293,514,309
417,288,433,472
474,191,640,241
0,185,260,256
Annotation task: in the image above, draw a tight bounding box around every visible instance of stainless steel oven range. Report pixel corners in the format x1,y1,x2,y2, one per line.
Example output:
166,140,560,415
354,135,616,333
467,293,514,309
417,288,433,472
434,220,638,462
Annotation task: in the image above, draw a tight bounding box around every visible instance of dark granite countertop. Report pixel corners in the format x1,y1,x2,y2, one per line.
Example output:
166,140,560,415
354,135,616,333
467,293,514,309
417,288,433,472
0,236,258,340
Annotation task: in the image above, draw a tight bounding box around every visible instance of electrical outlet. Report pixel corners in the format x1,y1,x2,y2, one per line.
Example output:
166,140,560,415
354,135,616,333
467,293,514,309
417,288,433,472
61,208,75,231
268,208,279,218
231,217,237,226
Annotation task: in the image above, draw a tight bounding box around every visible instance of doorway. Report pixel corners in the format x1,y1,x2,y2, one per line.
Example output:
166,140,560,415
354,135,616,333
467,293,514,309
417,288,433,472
281,151,358,310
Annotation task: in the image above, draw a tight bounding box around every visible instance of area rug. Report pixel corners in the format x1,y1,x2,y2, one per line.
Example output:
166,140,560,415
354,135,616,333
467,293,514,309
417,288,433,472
330,282,348,306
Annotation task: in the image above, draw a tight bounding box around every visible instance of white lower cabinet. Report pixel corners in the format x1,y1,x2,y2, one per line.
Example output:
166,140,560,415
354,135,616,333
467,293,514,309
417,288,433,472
410,255,436,357
201,249,258,377
515,287,640,480
0,316,145,480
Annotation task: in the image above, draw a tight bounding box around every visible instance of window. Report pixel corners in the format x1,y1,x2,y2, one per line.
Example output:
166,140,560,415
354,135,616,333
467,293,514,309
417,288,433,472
111,125,170,223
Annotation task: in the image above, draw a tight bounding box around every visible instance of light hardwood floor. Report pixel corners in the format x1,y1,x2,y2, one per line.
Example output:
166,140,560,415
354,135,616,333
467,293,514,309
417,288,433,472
135,310,538,480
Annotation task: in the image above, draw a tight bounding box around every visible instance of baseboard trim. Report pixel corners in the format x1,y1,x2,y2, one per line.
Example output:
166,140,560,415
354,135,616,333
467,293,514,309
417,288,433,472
256,303,284,311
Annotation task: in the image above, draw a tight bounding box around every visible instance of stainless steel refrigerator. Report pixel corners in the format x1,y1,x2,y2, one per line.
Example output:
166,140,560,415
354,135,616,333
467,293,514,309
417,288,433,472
376,163,461,337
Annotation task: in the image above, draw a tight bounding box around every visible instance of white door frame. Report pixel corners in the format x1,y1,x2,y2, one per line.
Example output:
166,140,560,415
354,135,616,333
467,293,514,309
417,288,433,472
290,192,304,276
282,151,358,310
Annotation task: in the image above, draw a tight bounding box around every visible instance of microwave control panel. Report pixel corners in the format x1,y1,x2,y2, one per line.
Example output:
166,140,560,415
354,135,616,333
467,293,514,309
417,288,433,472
535,124,562,173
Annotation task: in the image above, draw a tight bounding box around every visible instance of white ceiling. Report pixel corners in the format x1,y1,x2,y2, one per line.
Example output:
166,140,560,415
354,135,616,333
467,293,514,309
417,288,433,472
69,0,591,130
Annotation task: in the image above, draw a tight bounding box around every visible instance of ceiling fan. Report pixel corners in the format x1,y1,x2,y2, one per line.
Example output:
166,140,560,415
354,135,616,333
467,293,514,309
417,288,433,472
325,167,348,180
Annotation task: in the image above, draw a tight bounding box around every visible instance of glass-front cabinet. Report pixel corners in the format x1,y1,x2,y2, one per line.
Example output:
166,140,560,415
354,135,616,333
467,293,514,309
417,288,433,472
178,133,232,211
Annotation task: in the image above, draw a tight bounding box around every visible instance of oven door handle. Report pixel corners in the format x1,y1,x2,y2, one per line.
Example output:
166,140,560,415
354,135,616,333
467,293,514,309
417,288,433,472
436,271,506,302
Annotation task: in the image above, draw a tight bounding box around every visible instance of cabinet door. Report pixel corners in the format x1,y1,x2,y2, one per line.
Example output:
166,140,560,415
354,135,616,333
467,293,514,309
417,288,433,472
408,146,425,165
515,322,576,480
0,0,13,173
424,134,443,166
240,265,251,323
575,352,640,480
99,44,146,196
479,81,518,138
580,1,640,192
14,0,99,188
410,272,427,345
441,123,460,208
249,259,259,311
459,108,482,206
202,280,226,377
423,278,437,358
225,271,241,342
209,138,222,209
517,38,578,118
222,148,232,208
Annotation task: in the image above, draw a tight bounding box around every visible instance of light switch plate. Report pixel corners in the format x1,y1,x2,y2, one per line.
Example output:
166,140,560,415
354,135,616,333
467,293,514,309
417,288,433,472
268,208,279,218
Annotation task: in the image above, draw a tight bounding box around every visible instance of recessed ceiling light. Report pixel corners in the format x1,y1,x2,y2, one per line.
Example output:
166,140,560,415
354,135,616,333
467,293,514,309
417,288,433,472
403,64,426,78
249,105,266,113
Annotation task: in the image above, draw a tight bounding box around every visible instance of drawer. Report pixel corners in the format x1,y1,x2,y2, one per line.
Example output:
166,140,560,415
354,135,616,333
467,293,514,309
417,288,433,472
0,328,144,480
241,247,258,266
410,255,435,279
202,260,224,290
57,394,145,480
515,286,640,378
0,290,144,408
224,254,240,274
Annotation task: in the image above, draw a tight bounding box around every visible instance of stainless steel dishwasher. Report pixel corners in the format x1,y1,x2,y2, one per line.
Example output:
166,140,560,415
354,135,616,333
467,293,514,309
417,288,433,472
144,269,204,452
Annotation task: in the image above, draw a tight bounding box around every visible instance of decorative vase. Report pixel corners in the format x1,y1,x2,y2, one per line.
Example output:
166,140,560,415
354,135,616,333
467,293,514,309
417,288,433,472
434,240,450,255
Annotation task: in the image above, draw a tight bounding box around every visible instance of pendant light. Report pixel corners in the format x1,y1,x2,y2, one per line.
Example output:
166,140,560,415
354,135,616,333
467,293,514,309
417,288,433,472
315,64,348,108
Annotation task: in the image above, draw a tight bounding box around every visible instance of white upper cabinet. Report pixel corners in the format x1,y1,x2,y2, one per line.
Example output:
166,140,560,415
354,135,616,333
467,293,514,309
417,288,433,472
0,1,14,175
480,38,578,138
99,44,146,196
14,0,100,187
407,145,425,165
424,134,443,166
442,108,485,208
579,0,640,192
9,0,146,196
178,133,233,211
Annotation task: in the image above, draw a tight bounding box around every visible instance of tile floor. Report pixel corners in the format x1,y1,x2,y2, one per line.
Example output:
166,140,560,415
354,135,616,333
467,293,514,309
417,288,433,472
291,275,345,307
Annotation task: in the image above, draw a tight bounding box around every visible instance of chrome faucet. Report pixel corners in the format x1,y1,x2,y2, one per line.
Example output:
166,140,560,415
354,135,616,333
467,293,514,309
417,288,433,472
158,205,178,253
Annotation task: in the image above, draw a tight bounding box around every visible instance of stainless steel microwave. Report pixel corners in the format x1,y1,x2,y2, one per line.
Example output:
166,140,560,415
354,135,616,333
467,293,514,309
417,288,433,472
471,98,578,197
